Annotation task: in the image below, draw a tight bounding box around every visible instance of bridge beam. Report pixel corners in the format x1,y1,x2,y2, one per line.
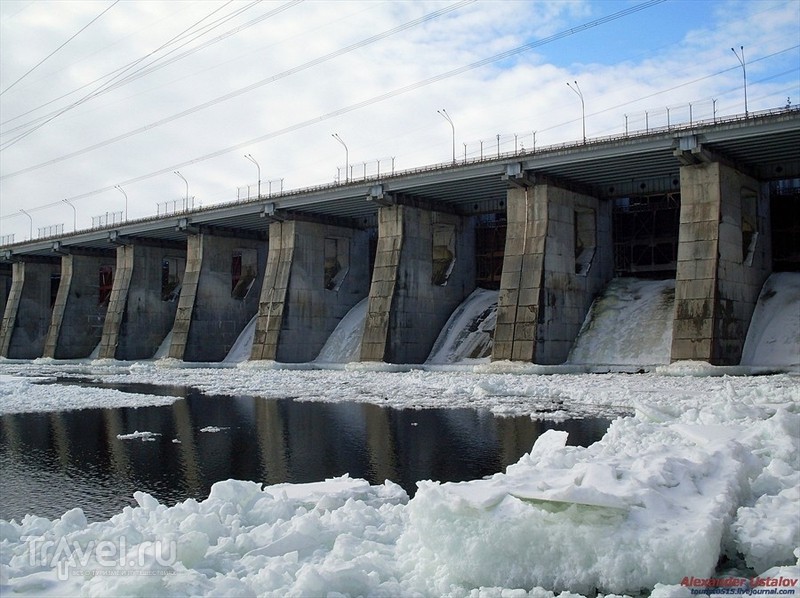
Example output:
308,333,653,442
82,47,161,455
360,204,475,364
168,232,266,362
493,181,613,364
250,220,371,362
671,160,771,365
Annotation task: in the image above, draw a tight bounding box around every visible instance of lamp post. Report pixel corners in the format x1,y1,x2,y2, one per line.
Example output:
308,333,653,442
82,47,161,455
331,134,349,183
174,171,188,211
567,80,586,144
20,209,32,240
244,154,261,198
437,109,455,164
115,185,128,221
63,198,76,232
731,45,748,118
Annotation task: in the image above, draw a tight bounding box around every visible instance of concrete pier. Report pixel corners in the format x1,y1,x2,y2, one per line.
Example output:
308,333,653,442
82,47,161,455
0,259,61,359
42,253,116,359
251,219,371,362
493,180,612,364
98,243,187,360
671,159,771,364
168,232,266,362
360,204,475,363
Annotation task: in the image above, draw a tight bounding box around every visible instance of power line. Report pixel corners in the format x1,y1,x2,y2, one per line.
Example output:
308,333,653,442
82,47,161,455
1,0,476,179
0,0,291,149
0,1,119,97
0,0,669,216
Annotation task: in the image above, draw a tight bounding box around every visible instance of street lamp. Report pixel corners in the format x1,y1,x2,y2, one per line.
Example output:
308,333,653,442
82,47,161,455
20,209,32,240
115,185,128,221
731,45,748,118
174,171,188,211
331,134,349,182
567,80,586,144
244,154,261,199
437,109,455,164
63,198,76,232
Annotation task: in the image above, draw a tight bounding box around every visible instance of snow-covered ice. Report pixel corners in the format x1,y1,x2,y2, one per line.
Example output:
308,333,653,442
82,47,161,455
0,360,798,596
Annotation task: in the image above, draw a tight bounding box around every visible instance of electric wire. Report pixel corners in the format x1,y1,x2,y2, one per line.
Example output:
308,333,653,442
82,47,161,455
0,0,476,180
0,0,672,216
0,0,294,150
0,0,119,97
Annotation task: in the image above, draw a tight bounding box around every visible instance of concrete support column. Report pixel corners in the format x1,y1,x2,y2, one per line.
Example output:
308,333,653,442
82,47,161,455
98,244,186,360
251,220,370,362
42,253,115,359
0,263,11,317
671,161,771,364
493,183,612,364
1,260,60,358
360,204,475,364
168,233,266,362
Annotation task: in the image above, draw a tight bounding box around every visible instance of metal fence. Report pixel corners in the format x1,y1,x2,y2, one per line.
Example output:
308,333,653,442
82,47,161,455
38,224,64,238
91,211,124,229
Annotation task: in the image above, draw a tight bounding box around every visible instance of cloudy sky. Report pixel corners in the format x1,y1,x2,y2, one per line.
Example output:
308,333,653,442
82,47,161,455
1,0,798,242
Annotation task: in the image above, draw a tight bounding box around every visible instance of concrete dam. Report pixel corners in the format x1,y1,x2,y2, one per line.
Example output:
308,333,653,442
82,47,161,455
1,109,799,368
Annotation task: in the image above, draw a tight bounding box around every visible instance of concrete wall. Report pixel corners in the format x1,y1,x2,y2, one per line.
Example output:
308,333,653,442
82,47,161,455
251,220,371,362
0,260,61,358
99,244,186,360
169,233,266,362
493,184,613,364
361,205,475,364
0,263,11,316
672,161,771,364
43,253,116,359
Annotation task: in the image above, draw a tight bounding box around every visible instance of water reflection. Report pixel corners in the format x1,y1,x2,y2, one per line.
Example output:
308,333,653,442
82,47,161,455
0,385,611,522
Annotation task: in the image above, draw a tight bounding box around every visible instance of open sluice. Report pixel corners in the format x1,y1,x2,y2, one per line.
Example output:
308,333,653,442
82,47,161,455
426,288,498,364
741,272,800,367
224,315,258,363
314,297,369,364
568,278,675,366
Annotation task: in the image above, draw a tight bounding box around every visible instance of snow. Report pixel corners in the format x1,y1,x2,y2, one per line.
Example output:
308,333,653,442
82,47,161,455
427,288,498,364
568,278,675,366
741,272,800,367
116,431,162,442
314,297,368,364
0,374,180,414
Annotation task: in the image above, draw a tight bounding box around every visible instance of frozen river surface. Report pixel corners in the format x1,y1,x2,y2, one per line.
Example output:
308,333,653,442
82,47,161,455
0,360,798,597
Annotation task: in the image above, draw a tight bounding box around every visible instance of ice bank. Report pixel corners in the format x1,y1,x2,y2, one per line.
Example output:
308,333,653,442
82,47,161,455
1,378,798,597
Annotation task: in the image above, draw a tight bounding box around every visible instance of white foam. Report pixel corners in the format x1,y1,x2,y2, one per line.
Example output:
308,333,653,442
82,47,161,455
568,277,675,366
426,288,498,364
741,272,800,367
314,298,368,364
223,315,257,363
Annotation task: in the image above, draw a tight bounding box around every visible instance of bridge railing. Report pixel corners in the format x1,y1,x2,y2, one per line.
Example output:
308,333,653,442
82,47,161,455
38,224,64,238
157,197,195,216
92,211,124,229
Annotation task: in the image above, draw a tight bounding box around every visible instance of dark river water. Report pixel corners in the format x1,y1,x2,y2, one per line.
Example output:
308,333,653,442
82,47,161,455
0,382,611,522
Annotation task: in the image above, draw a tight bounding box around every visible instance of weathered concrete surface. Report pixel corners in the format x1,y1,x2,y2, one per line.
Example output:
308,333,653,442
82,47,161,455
360,205,475,364
493,184,613,364
0,260,61,358
98,244,186,360
42,253,115,359
251,220,370,362
671,161,771,364
0,263,11,317
169,233,266,362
